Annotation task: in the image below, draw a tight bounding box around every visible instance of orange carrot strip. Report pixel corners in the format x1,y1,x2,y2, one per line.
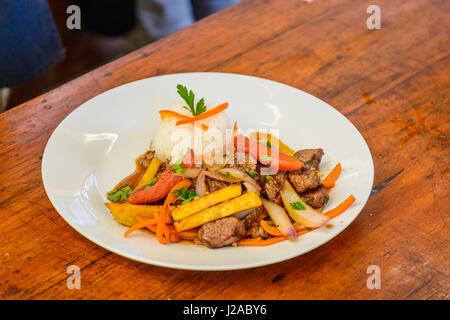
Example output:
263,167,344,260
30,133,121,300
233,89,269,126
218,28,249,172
324,195,356,219
124,218,158,238
156,179,192,244
159,110,208,131
238,236,286,246
176,230,198,239
322,163,342,188
175,102,228,125
238,229,312,246
260,220,282,236
136,216,181,242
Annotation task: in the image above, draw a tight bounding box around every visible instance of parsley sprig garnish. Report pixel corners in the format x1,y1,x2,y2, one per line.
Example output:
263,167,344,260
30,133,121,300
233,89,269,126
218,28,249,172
144,178,157,189
290,201,307,211
177,84,207,116
107,185,133,202
172,159,186,174
172,187,198,204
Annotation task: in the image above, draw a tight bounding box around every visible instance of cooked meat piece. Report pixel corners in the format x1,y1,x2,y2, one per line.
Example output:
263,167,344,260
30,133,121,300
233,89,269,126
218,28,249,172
243,206,269,239
288,168,321,194
261,172,286,205
205,176,228,193
294,149,324,170
198,217,245,248
139,150,155,167
272,171,287,186
230,151,257,171
300,185,329,209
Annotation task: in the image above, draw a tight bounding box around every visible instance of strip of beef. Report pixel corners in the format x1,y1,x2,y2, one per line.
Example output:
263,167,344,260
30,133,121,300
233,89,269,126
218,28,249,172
300,185,329,209
229,151,257,171
198,216,245,248
243,206,269,239
294,149,324,170
261,172,287,205
288,167,321,194
205,176,228,193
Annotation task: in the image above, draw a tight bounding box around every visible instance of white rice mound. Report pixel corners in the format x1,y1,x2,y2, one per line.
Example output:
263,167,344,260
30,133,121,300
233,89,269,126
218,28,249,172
151,104,231,164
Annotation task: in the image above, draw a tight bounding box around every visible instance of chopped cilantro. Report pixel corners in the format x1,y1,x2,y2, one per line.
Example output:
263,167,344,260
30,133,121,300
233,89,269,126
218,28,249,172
264,175,272,182
290,201,306,211
171,187,198,204
261,155,272,162
266,141,271,148
226,171,233,179
107,185,133,202
176,84,207,116
307,198,315,206
172,159,186,174
243,169,258,179
306,160,312,165
306,227,312,231
324,196,329,205
145,178,157,189
293,154,299,159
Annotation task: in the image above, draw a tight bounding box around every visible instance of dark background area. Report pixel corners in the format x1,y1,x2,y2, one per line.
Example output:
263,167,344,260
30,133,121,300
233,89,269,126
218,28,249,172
8,0,149,109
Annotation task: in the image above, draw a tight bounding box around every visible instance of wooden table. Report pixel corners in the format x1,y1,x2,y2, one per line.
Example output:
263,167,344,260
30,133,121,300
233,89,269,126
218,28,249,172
1,0,448,300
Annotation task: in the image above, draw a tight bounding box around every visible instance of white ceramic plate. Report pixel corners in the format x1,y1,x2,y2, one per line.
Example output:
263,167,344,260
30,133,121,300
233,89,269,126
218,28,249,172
42,72,373,271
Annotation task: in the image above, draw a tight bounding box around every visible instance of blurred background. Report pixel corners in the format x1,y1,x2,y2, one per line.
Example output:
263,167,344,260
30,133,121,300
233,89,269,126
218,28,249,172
0,0,240,111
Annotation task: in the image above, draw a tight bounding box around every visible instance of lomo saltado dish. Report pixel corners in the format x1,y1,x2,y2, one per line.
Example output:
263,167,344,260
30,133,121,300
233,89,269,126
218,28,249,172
105,85,355,248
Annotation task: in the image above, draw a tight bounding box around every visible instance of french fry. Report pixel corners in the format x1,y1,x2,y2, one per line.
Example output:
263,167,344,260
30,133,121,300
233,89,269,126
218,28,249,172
174,192,262,232
135,157,161,189
105,202,164,227
171,184,242,221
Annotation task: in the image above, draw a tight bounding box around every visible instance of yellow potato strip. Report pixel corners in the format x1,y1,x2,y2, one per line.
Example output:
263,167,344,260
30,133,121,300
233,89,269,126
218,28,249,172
105,202,165,227
174,192,262,232
135,157,161,189
171,184,242,221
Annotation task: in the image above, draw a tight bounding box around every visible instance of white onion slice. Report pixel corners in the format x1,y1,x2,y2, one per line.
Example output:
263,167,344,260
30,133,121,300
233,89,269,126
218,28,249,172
204,170,241,183
217,168,261,192
280,180,329,228
261,198,296,240
243,182,260,196
175,168,201,179
195,170,206,197
234,208,255,220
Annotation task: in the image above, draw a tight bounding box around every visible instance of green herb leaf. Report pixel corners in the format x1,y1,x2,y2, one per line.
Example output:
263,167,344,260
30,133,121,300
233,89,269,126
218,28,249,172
266,141,271,148
172,159,186,174
324,196,329,205
306,160,312,165
307,198,315,206
243,169,258,178
176,84,206,116
226,171,233,179
171,187,198,204
264,175,272,182
107,185,133,202
261,155,272,162
290,201,306,211
306,227,312,231
145,178,157,189
293,154,299,159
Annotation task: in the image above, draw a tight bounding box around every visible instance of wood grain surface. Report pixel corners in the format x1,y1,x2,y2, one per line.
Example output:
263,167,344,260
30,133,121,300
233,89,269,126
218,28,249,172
0,0,449,299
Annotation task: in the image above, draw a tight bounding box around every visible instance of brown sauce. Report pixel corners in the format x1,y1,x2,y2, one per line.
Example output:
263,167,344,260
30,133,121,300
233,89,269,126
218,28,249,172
114,153,149,190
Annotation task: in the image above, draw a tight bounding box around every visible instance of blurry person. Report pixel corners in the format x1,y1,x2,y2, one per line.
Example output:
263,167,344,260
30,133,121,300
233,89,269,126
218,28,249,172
138,0,241,39
0,0,63,111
